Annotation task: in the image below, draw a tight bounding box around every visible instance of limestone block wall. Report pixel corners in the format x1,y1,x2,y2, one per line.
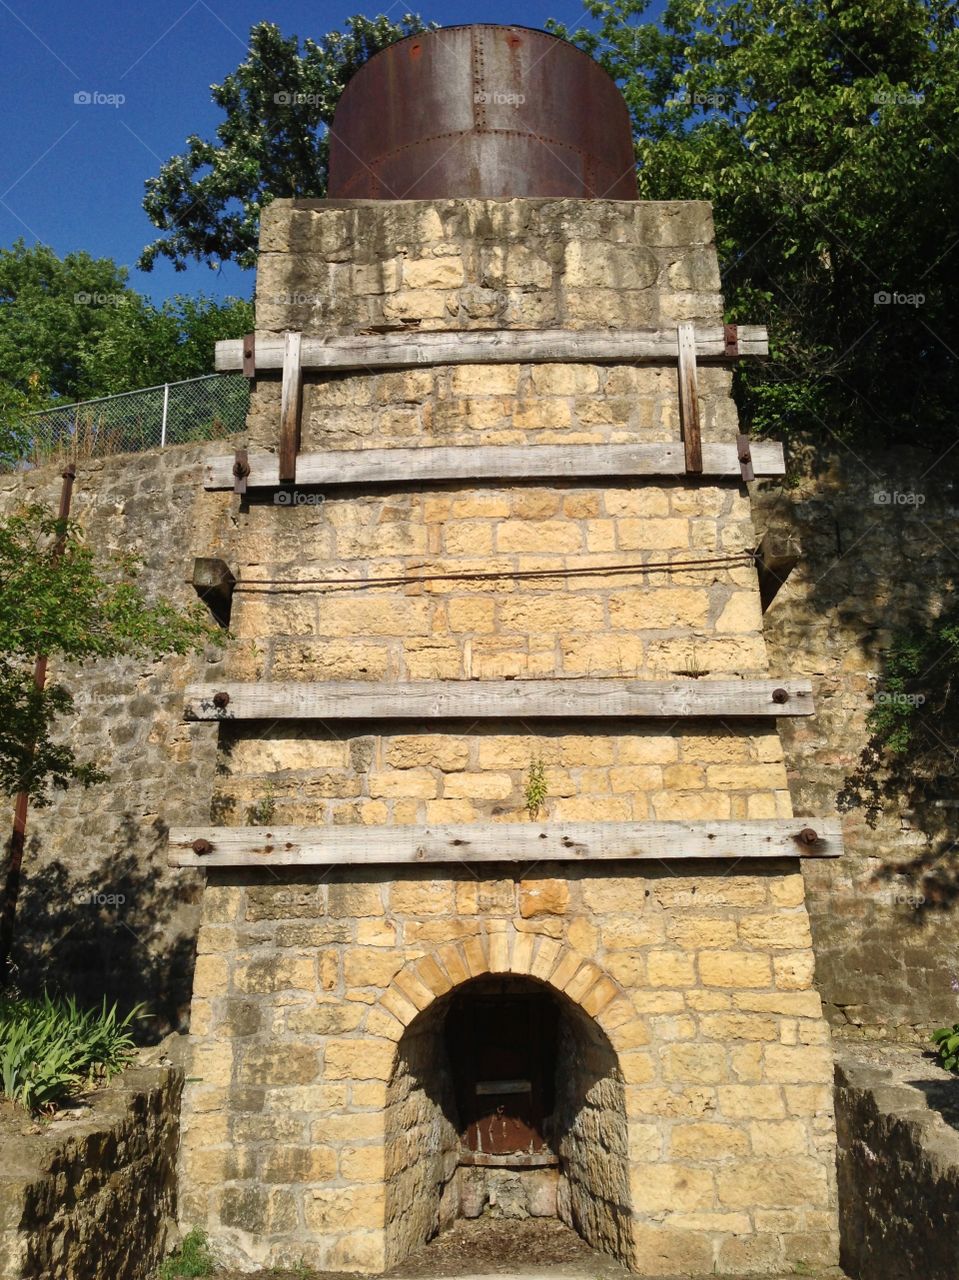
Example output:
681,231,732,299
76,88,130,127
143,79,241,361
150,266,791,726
176,194,839,1273
181,867,838,1274
244,199,733,460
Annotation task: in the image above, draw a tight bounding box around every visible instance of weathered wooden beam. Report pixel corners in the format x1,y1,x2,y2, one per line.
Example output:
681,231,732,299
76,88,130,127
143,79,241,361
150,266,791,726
190,558,235,627
736,432,755,483
278,331,303,484
214,324,769,374
241,332,256,379
204,440,787,491
183,678,814,722
755,531,802,612
677,323,703,475
168,818,843,867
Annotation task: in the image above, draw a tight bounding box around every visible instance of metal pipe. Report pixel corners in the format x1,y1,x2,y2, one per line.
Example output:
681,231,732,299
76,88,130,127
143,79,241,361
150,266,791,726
161,382,170,448
0,463,77,986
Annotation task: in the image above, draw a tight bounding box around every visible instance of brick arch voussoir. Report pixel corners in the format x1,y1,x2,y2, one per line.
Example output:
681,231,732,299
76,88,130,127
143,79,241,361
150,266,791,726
371,921,642,1053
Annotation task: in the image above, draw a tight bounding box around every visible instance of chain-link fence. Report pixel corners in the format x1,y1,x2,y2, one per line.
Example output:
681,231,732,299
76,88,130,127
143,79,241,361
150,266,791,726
11,374,249,469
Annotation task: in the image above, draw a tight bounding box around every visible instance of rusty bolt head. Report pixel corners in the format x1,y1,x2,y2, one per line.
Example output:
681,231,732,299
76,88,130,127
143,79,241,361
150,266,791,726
797,827,819,846
772,687,790,704
212,691,230,709
192,838,213,855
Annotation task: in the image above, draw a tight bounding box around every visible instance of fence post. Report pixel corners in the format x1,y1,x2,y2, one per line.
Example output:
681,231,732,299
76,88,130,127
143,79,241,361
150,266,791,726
161,383,170,447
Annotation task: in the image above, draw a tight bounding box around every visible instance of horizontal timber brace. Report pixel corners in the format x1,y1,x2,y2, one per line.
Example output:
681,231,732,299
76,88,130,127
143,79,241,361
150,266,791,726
183,678,815,722
215,324,769,375
204,440,786,491
168,818,843,867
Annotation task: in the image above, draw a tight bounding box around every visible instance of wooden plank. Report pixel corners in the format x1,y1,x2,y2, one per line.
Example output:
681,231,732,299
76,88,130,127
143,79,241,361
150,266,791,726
755,531,802,612
168,817,843,867
215,324,769,374
278,331,303,484
183,678,814,722
677,323,703,474
204,440,787,490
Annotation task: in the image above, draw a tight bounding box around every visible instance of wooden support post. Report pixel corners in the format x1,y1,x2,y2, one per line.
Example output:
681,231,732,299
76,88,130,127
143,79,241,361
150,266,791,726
755,531,802,611
677,323,703,474
278,331,303,484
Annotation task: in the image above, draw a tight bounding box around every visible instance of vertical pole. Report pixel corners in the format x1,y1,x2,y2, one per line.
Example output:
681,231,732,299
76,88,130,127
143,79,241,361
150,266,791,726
278,332,303,484
677,323,703,474
161,382,170,448
0,464,77,987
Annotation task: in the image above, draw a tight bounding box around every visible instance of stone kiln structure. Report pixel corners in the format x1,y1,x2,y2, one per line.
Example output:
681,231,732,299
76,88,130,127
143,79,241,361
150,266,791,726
173,25,843,1277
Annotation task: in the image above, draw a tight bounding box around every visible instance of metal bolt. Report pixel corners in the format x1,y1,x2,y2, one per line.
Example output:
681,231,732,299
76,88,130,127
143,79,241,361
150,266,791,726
797,827,819,846
771,688,790,704
212,691,230,708
192,838,213,855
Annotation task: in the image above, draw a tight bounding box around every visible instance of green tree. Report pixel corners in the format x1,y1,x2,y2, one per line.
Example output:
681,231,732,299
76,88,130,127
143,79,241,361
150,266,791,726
77,293,253,394
0,241,252,403
139,14,431,273
552,0,959,446
0,241,133,403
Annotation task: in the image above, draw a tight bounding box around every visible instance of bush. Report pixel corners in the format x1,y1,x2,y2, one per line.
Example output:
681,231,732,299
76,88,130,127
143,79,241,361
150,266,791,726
932,1024,959,1073
0,992,144,1111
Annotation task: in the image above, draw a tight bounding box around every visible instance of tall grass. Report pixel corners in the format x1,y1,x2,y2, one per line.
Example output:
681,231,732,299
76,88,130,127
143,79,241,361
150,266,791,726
0,992,145,1111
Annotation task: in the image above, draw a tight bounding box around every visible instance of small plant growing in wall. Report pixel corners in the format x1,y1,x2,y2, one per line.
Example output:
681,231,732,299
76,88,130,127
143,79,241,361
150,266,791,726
932,1023,959,1073
159,1227,216,1279
525,758,548,819
246,781,276,825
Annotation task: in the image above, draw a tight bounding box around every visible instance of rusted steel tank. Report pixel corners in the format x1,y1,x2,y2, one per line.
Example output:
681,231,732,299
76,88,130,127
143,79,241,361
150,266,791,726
327,24,637,200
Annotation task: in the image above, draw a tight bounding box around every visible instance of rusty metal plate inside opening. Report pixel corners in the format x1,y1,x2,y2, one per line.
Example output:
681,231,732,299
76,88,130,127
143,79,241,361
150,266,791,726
328,24,637,200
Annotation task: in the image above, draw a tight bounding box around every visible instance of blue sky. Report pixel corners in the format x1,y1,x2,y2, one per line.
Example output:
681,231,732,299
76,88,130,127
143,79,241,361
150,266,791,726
0,0,624,305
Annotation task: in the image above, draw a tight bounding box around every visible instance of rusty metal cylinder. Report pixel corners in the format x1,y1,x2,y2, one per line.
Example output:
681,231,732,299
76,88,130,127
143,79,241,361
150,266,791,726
328,25,637,201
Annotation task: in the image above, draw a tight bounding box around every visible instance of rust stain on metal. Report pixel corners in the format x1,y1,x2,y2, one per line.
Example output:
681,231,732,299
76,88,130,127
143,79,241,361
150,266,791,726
328,25,637,200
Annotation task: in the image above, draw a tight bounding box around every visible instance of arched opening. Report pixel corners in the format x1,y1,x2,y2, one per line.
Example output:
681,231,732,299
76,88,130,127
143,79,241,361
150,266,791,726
384,973,632,1268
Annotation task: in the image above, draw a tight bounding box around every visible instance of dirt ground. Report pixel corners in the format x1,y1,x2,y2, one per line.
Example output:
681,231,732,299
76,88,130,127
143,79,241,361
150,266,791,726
211,1217,849,1280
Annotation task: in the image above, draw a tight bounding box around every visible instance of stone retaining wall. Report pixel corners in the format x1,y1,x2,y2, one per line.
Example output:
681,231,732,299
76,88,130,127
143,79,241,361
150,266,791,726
0,448,235,1031
835,1046,959,1280
0,1064,181,1280
756,447,959,1040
